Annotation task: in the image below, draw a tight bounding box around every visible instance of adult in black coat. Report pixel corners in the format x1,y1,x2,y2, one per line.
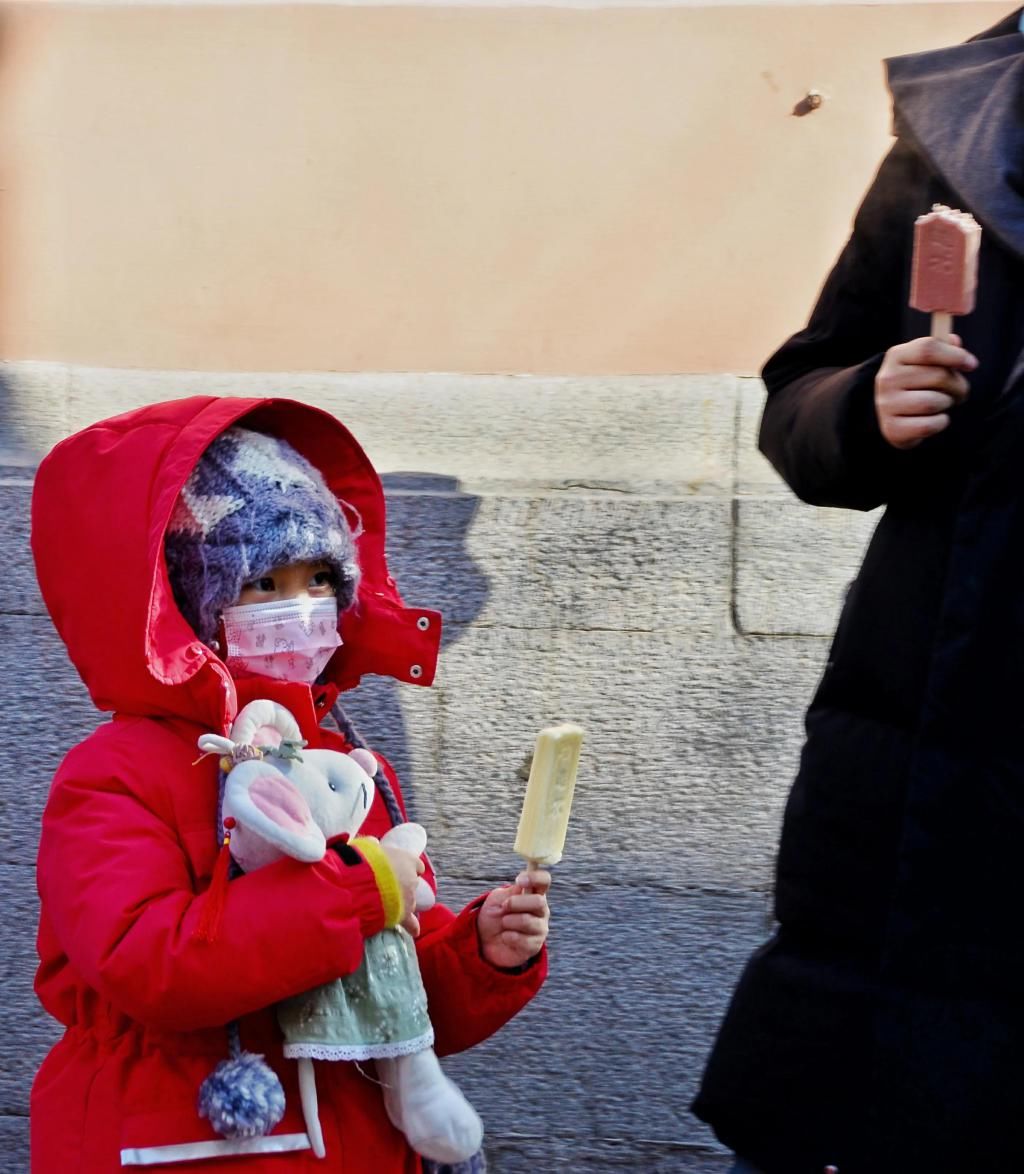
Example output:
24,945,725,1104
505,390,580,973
692,10,1024,1174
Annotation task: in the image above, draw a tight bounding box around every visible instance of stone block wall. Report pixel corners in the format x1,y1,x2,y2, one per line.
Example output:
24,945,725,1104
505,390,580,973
0,366,878,1170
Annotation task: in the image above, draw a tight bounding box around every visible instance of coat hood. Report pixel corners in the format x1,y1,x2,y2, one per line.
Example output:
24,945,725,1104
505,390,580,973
31,396,440,731
885,9,1024,261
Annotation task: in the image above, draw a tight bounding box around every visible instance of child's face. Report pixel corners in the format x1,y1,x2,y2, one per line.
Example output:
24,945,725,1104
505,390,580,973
235,559,336,606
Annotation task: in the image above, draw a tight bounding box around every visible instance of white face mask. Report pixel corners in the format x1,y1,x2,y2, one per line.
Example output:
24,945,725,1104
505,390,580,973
220,596,342,683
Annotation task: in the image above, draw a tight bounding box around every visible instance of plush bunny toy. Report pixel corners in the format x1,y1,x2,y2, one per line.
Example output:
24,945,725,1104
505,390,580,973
196,699,483,1163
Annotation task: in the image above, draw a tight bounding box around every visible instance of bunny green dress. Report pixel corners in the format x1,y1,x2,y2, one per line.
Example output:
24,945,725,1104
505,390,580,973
278,927,433,1059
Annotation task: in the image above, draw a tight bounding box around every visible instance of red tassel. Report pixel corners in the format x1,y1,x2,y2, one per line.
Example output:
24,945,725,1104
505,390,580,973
195,818,235,944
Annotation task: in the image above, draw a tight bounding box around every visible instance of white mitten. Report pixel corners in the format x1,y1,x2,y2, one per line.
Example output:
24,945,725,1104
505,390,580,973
381,823,435,911
376,1049,483,1163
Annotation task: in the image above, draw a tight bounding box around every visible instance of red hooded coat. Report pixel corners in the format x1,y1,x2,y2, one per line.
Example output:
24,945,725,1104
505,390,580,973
29,396,546,1171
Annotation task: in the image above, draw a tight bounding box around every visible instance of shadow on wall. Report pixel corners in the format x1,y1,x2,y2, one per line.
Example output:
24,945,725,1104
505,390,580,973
0,372,41,465
339,472,488,817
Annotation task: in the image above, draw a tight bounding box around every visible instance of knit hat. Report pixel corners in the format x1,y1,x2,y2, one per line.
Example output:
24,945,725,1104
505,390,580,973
165,426,361,648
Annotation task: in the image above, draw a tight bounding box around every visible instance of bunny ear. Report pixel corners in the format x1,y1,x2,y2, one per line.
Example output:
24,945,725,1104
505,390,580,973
223,761,326,864
198,734,235,757
348,748,378,778
231,700,303,750
414,877,436,913
381,821,427,856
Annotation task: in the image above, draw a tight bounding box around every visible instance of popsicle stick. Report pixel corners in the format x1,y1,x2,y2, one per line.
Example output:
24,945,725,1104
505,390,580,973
931,310,952,338
521,858,542,895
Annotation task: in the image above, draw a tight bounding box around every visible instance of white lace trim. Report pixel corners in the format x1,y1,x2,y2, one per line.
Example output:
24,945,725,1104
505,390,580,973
284,1028,434,1061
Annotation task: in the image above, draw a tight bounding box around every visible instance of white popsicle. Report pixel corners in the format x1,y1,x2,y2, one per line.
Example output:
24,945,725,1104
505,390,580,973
514,723,584,868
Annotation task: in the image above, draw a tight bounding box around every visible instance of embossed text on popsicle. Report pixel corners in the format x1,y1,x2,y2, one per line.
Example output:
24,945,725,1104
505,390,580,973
910,203,981,336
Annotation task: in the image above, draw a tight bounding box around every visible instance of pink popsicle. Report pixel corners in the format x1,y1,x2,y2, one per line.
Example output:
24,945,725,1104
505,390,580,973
909,204,981,337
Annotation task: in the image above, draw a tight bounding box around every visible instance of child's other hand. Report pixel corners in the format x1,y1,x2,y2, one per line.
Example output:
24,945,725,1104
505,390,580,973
477,869,551,971
875,334,977,450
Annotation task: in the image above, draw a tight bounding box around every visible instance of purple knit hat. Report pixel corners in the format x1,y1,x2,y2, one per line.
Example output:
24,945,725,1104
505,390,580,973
165,426,361,647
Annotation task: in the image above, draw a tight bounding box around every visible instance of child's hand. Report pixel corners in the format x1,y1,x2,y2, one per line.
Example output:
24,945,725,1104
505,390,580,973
477,869,551,971
377,839,426,937
874,334,977,449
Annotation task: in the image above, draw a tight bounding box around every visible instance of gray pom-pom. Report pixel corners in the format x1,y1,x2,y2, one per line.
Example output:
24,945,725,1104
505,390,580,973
198,1051,286,1138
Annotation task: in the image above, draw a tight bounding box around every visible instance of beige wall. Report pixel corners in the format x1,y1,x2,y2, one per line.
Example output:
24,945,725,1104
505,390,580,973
0,1,1007,375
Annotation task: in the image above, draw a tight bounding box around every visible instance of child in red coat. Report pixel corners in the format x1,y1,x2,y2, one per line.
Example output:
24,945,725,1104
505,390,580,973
30,395,549,1172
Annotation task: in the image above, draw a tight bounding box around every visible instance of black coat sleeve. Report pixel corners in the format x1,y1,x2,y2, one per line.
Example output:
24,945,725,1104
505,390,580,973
760,140,933,510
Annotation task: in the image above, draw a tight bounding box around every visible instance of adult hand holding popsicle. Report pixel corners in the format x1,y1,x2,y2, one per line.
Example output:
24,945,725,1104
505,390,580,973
875,204,981,450
476,724,583,971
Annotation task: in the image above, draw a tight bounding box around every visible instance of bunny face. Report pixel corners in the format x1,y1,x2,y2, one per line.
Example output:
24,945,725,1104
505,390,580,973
298,748,377,841
223,747,377,873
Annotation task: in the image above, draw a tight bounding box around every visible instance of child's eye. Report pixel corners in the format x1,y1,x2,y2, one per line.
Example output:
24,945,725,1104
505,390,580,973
244,575,276,593
310,569,336,592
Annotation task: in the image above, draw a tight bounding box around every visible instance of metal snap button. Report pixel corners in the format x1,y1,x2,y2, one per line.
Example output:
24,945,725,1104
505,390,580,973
417,616,430,631
410,664,423,679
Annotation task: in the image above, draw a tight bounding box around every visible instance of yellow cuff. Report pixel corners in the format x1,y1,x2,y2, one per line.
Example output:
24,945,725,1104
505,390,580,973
351,837,402,929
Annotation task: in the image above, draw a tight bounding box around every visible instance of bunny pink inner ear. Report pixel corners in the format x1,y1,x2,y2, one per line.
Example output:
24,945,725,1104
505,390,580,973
251,725,283,749
249,771,313,834
349,748,377,777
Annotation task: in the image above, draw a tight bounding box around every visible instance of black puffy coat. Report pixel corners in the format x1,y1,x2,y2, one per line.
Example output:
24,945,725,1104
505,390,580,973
693,11,1024,1173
